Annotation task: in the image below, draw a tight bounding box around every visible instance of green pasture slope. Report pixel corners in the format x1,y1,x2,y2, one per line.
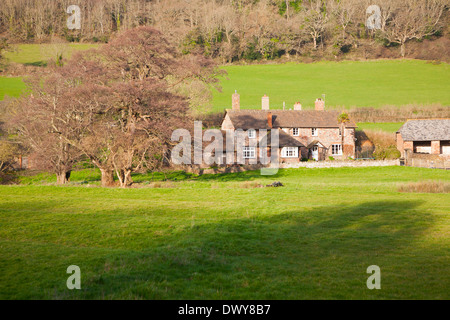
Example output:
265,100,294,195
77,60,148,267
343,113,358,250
0,166,449,299
356,122,403,133
212,60,450,112
0,44,99,100
0,77,26,100
4,43,99,66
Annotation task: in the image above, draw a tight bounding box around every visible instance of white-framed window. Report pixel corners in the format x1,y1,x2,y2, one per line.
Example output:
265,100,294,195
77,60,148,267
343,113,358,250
331,144,342,155
338,128,342,136
281,147,298,158
248,129,256,139
243,146,256,159
311,128,318,136
293,128,299,136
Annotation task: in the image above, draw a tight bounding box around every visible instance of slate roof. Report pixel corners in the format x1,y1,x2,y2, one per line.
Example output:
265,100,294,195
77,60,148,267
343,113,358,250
202,129,303,149
225,109,357,130
397,119,450,141
262,130,305,148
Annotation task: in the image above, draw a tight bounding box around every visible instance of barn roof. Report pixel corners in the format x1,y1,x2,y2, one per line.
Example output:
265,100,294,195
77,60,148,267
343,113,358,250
397,119,450,141
225,109,357,130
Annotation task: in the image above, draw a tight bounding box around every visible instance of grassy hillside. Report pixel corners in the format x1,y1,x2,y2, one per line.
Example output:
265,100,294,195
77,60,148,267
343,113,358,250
356,122,403,133
0,77,26,100
0,166,449,299
2,58,449,110
4,43,99,66
212,60,450,112
0,43,99,100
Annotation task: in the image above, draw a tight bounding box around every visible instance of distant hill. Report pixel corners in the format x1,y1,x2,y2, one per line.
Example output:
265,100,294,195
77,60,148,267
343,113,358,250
212,60,450,112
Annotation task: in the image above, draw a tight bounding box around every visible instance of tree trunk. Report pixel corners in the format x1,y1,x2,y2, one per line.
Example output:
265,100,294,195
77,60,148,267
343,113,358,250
56,170,71,185
118,169,133,188
100,168,115,187
400,42,406,58
285,0,289,20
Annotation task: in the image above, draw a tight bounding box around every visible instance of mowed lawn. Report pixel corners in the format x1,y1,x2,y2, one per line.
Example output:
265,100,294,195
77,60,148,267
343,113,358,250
212,60,450,111
0,166,449,299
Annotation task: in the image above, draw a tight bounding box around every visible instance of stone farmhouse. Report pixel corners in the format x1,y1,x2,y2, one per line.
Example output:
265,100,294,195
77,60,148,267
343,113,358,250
397,119,450,157
220,92,357,163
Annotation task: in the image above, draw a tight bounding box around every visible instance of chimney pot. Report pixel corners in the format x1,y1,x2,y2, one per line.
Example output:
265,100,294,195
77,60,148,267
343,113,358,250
262,95,269,110
232,91,240,110
315,98,325,111
294,102,302,110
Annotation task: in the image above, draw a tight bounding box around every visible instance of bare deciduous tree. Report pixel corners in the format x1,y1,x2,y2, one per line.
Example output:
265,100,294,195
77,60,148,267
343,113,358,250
0,0,447,60
9,70,85,184
11,27,220,187
303,0,330,50
383,0,446,57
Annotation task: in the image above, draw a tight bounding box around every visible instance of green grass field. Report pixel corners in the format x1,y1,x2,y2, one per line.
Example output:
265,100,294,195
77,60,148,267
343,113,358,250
356,122,403,133
212,60,450,112
4,43,99,66
1,43,99,100
0,166,449,299
0,77,26,100
2,58,449,111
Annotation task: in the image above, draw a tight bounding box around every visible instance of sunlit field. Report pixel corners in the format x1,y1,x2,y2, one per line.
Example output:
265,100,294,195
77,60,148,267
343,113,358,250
212,60,450,112
1,166,449,299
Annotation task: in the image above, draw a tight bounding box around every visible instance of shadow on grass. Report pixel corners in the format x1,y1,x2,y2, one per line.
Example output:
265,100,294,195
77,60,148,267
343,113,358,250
23,61,47,67
47,199,448,299
195,169,266,182
132,169,270,183
17,166,287,186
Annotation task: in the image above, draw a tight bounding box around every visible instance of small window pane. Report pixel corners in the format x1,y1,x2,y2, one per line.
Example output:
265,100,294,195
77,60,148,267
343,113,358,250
332,144,342,155
282,147,298,158
243,147,256,159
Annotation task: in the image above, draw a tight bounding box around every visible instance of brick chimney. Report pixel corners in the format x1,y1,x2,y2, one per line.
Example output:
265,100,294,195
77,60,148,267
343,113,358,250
232,90,240,110
267,112,273,128
315,98,325,111
262,94,269,110
294,102,302,110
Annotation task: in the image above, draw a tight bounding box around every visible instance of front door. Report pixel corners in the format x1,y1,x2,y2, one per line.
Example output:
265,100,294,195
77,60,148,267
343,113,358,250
312,146,319,161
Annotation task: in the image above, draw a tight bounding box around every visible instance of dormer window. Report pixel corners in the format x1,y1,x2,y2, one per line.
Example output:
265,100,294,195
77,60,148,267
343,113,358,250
248,129,256,139
312,128,318,136
293,128,299,136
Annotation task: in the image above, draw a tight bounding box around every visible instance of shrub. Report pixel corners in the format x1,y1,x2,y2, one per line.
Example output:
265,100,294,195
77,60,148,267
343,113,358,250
343,104,450,123
147,181,176,188
398,180,450,193
373,146,401,160
364,130,400,160
240,181,263,188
